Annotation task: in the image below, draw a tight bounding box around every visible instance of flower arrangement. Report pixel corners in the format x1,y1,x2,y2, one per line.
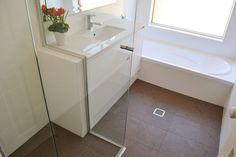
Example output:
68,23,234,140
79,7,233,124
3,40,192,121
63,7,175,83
41,5,70,33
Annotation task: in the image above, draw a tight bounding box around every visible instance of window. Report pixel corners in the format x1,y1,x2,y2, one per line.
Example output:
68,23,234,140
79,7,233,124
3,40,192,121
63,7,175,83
151,0,235,39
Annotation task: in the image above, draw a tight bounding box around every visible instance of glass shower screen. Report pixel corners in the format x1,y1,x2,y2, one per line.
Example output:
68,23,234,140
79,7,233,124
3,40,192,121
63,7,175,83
38,0,138,156
87,0,138,148
0,0,57,157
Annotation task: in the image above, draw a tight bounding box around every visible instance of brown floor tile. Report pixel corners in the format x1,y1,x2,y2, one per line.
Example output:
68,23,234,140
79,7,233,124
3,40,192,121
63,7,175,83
141,104,174,131
92,92,129,145
129,81,156,106
125,80,222,157
205,147,219,157
158,132,209,157
80,148,108,157
53,125,120,157
128,95,149,120
10,124,120,157
92,111,126,144
127,99,174,131
80,134,120,157
168,115,220,148
126,116,167,150
194,100,223,130
123,138,159,157
10,125,56,157
35,138,57,157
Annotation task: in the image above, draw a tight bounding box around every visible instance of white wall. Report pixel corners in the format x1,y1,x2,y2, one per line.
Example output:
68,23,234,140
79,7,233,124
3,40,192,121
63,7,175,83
137,0,236,59
219,61,236,152
0,0,50,155
219,84,236,150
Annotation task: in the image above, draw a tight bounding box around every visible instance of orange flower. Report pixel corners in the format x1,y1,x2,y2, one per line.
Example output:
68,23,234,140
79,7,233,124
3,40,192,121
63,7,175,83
47,8,56,16
47,8,52,15
41,5,69,32
41,4,47,13
57,8,65,15
52,8,57,16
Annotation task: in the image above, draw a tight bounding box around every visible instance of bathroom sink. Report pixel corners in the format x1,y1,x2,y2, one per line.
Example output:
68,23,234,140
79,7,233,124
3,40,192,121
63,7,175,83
61,25,127,55
84,25,125,41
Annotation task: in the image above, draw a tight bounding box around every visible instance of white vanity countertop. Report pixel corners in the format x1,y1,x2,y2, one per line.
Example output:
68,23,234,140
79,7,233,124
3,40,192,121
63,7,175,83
50,18,142,58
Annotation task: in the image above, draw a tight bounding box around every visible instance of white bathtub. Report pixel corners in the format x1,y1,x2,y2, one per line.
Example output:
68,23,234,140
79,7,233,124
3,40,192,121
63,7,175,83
139,39,235,106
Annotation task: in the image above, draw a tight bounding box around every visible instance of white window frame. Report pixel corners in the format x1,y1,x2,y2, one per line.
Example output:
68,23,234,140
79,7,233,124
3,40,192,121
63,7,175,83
148,0,236,42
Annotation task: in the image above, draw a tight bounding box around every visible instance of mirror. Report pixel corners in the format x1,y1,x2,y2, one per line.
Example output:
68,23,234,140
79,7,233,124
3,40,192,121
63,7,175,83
79,0,116,11
40,0,80,14
40,0,117,15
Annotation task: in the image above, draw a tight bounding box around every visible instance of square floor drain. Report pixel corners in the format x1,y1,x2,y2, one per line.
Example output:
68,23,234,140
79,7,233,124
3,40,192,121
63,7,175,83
153,108,166,117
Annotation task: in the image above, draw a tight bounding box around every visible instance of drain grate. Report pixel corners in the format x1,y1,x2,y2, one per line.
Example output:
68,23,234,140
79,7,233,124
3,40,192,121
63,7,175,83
153,108,166,117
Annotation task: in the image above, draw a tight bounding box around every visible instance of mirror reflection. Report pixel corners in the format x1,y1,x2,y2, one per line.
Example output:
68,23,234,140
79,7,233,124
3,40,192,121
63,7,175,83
79,0,116,11
40,0,117,15
40,0,137,47
40,0,80,14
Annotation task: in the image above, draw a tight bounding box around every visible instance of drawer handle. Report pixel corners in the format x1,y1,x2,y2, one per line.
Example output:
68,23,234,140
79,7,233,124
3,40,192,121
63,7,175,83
120,45,134,52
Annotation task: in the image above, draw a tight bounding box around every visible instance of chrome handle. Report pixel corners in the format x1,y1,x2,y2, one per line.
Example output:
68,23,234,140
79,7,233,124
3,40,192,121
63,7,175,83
121,14,127,19
120,45,134,52
230,107,236,119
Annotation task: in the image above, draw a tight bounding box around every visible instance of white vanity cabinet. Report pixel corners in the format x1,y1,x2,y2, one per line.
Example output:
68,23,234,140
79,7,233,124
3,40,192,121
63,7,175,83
38,48,88,137
87,36,133,129
37,25,144,133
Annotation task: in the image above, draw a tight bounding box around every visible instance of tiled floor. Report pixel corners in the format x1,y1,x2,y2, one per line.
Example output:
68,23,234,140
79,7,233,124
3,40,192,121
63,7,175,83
9,124,120,157
9,79,223,157
123,80,223,157
92,91,128,145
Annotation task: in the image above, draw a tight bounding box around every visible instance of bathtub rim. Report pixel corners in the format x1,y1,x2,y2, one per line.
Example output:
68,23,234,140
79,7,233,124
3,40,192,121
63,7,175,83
141,55,235,86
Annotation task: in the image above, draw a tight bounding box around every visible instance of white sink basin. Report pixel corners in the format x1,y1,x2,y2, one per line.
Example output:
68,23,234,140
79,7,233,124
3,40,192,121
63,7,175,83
84,25,125,41
58,25,127,57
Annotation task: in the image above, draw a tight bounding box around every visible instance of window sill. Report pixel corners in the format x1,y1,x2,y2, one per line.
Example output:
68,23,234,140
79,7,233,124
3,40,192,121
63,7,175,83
148,23,225,42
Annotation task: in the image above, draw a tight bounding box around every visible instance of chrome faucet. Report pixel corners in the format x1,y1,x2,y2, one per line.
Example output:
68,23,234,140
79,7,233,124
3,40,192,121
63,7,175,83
87,14,102,30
